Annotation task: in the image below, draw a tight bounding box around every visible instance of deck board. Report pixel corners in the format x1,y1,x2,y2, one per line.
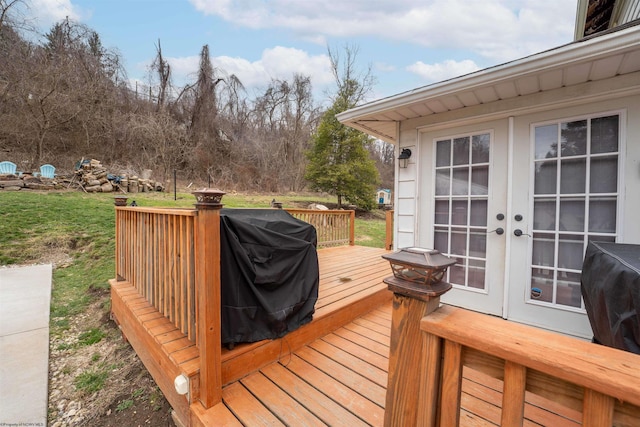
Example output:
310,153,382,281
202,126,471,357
261,360,372,426
295,346,387,408
240,372,326,426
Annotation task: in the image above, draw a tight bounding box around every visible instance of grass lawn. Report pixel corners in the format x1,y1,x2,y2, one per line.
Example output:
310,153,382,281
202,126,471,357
0,190,388,332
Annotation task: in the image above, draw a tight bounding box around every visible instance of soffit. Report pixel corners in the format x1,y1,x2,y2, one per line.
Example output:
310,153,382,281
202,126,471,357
337,23,640,144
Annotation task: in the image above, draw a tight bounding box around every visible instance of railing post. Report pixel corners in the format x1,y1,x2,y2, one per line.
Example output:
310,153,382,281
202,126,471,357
383,276,452,427
385,210,394,250
113,197,128,281
349,210,355,245
192,189,225,408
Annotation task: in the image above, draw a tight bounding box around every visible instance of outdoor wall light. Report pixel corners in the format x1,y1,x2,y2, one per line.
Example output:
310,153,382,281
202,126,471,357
398,148,412,168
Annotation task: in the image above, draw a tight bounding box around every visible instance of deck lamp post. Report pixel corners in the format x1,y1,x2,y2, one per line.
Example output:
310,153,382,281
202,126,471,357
114,195,128,206
398,148,412,168
191,188,226,408
381,247,456,426
192,188,225,209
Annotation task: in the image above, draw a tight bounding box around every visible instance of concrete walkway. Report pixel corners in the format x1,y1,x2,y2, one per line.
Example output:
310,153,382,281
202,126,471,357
0,264,52,426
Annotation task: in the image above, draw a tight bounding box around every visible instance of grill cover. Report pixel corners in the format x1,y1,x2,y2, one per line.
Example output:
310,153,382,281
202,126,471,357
581,241,640,354
219,209,319,345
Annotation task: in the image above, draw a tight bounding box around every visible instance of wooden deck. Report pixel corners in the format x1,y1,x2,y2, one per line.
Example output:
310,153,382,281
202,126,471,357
111,245,394,425
197,301,587,427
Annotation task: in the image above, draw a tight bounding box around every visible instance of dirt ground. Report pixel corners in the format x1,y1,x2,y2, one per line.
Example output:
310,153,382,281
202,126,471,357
48,293,176,427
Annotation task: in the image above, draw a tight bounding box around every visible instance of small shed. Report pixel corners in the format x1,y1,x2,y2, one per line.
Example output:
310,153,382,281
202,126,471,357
376,189,391,206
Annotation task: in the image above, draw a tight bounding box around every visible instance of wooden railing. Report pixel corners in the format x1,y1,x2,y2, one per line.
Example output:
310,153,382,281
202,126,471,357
286,208,355,247
384,281,640,426
115,203,223,408
114,204,382,411
419,306,640,426
115,207,358,345
115,207,198,342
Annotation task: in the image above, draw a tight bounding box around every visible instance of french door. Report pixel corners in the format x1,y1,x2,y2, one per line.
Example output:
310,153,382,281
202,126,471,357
426,129,508,317
423,112,621,338
506,113,620,338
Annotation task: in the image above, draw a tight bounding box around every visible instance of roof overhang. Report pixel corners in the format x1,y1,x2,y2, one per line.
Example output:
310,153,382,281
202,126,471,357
337,23,640,144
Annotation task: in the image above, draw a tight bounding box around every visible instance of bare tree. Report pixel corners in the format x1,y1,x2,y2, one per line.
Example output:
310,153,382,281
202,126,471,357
0,0,21,29
327,44,376,106
1,17,128,166
150,39,171,111
250,74,319,191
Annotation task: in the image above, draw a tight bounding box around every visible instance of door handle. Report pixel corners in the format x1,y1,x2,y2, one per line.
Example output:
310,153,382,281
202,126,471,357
513,229,531,237
488,227,504,235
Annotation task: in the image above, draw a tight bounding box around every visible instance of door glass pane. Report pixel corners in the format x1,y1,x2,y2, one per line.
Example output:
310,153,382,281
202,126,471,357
590,157,617,193
535,124,558,159
472,134,490,163
434,227,448,253
436,140,451,166
451,200,467,225
436,170,450,195
589,198,617,233
449,262,466,286
558,234,584,270
468,259,485,289
556,272,582,308
534,161,557,194
591,115,618,154
531,268,554,303
470,200,487,226
533,199,556,230
471,166,489,195
469,231,486,258
452,168,469,195
560,159,586,194
453,137,470,165
532,233,555,267
559,199,585,232
434,200,449,224
450,228,467,256
561,120,587,156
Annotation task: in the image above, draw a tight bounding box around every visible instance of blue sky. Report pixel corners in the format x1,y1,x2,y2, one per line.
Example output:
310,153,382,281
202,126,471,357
19,0,578,104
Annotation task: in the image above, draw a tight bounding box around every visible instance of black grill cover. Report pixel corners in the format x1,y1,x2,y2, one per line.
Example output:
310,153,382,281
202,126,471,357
581,241,640,354
219,209,319,345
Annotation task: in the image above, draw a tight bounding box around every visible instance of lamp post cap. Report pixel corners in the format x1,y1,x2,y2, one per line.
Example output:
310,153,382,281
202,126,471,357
192,188,225,209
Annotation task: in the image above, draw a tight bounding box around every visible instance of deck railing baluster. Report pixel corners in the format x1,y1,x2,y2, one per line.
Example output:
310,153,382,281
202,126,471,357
285,208,355,247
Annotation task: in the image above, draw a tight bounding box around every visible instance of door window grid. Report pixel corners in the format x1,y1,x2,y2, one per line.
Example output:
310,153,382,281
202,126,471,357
531,114,619,310
434,133,490,290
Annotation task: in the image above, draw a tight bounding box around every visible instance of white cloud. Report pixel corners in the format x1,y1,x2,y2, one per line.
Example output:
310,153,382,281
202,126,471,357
162,46,333,94
28,0,82,27
375,62,396,73
188,0,576,62
407,59,480,83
